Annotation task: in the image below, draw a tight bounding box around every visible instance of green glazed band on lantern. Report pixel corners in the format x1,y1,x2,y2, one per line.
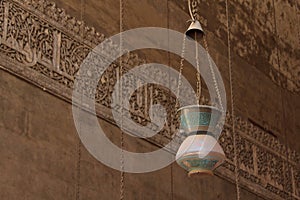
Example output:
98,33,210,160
178,105,222,137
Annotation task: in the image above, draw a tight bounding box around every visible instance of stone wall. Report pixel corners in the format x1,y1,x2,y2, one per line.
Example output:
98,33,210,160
0,0,299,199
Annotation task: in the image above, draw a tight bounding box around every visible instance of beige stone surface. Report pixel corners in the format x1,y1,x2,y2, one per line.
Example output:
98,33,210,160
52,0,299,139
0,0,299,199
0,69,266,199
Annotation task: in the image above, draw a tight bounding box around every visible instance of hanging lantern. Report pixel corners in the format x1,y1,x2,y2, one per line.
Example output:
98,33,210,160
176,106,225,176
175,0,226,177
176,134,225,176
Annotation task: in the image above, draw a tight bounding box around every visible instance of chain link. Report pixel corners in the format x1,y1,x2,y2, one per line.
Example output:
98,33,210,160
76,1,84,199
167,0,174,199
272,0,293,198
225,0,241,199
203,37,224,112
76,140,81,200
119,0,125,199
195,33,202,104
175,35,187,109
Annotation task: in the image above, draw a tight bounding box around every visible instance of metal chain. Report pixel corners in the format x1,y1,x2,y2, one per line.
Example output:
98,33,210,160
188,0,195,21
290,0,299,196
119,0,125,199
225,0,241,199
198,0,223,111
167,0,174,199
297,0,300,49
195,33,202,104
272,0,293,198
175,35,187,109
203,37,224,112
76,1,84,199
281,89,292,199
76,140,81,200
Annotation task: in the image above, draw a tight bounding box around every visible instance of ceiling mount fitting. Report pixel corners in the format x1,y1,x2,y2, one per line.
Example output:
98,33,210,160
185,0,204,39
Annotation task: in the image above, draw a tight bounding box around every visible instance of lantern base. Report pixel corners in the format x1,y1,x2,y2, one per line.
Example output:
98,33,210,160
188,169,214,177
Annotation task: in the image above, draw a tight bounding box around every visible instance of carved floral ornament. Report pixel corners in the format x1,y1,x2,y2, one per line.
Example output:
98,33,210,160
0,0,299,199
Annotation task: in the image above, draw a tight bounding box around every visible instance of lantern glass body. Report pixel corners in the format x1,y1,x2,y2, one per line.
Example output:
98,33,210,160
176,135,225,176
178,105,222,137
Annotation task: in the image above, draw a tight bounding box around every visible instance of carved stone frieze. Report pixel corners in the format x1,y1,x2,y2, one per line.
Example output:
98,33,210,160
0,0,299,199
294,168,300,197
192,0,299,93
0,1,4,37
60,34,90,78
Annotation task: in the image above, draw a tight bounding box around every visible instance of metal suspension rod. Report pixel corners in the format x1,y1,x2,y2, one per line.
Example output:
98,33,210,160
188,0,195,21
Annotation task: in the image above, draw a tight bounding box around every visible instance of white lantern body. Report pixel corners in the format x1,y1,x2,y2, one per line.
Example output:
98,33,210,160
176,135,225,176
